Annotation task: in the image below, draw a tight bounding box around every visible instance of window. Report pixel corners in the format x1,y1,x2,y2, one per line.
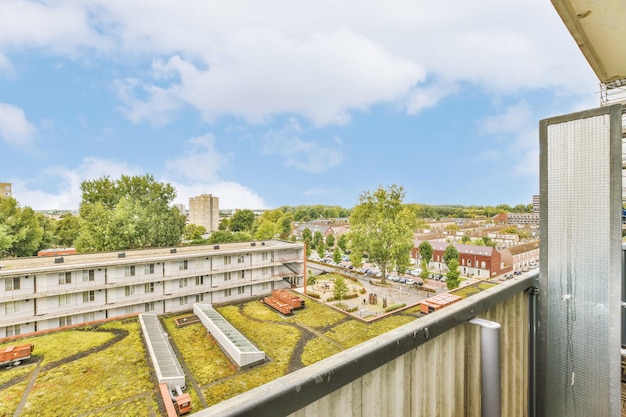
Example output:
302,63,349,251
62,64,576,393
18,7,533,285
58,294,72,306
6,325,21,337
83,312,95,322
83,291,95,303
145,302,155,312
5,301,20,314
124,306,135,315
125,265,136,277
261,282,269,290
195,293,204,302
481,261,486,269
224,288,232,297
262,267,270,276
5,277,20,291
58,272,72,285
179,260,188,270
224,272,231,281
467,260,472,267
145,283,155,293
237,255,245,263
125,285,136,297
239,270,245,279
179,296,188,305
195,276,204,286
144,263,155,274
261,252,268,260
59,316,72,327
224,256,231,265
179,278,188,288
82,269,95,282
238,286,245,294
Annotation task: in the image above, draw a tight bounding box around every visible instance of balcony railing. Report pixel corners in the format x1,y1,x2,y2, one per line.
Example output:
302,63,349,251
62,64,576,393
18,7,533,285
195,271,537,417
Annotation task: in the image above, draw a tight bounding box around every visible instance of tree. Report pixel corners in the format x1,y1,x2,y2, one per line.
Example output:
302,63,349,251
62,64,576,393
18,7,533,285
278,215,293,239
325,233,335,248
443,244,460,270
316,242,325,260
472,238,485,246
337,234,349,253
302,228,312,242
229,209,255,232
446,259,461,289
418,241,433,265
184,224,207,241
254,221,277,240
333,247,342,264
461,235,471,244
333,276,348,301
52,213,82,247
349,185,417,284
304,238,312,257
313,231,323,247
75,174,186,252
0,197,44,257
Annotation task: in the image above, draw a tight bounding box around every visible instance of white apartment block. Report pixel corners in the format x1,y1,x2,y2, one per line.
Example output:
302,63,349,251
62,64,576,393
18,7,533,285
189,194,219,232
0,240,303,338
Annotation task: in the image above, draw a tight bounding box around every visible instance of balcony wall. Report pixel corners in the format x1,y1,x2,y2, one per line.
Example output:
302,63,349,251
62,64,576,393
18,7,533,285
196,272,535,417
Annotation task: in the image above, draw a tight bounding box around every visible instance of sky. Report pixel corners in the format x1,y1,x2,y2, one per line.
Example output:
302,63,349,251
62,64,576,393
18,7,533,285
0,0,600,211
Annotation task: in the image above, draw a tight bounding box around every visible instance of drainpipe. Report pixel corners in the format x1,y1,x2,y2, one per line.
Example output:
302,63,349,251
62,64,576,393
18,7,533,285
469,317,501,417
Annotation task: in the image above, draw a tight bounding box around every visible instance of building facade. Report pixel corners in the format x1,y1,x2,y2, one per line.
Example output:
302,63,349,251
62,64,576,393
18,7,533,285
0,182,11,197
188,194,220,232
413,241,510,279
0,241,303,338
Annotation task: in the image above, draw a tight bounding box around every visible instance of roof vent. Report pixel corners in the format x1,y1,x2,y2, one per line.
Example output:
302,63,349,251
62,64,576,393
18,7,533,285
214,245,220,250
118,252,126,258
170,248,177,254
54,257,64,263
251,242,256,246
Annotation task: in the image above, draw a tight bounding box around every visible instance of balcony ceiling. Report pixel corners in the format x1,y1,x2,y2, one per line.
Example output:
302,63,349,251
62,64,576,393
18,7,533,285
552,0,626,87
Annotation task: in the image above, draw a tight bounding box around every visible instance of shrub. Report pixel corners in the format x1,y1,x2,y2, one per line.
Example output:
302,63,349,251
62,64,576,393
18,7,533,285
306,292,321,299
346,307,359,313
385,303,406,313
359,288,367,295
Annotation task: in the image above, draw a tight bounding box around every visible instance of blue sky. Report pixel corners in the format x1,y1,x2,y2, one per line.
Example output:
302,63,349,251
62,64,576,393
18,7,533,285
0,0,599,211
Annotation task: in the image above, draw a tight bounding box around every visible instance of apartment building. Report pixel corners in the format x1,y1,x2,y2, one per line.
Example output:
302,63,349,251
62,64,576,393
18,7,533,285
0,182,11,197
0,240,303,338
188,194,220,232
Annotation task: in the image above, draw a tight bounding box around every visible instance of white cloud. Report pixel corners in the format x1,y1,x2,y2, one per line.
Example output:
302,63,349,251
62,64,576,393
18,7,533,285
262,120,345,173
0,103,36,147
407,82,458,115
165,134,229,182
479,101,533,135
171,181,267,210
13,157,142,210
114,78,181,126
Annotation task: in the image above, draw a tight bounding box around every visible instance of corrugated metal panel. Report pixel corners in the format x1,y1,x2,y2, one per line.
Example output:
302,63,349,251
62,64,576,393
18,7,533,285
286,291,529,417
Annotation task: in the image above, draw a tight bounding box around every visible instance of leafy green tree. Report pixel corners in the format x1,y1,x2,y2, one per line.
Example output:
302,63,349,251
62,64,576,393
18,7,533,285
0,197,44,257
208,230,253,244
316,241,325,260
349,184,417,284
302,227,312,242
333,247,341,264
420,259,430,282
313,231,323,247
325,234,335,248
333,276,348,301
304,238,312,257
75,174,186,252
472,238,485,246
461,235,471,244
229,209,255,232
307,274,317,286
278,215,293,239
254,221,277,240
482,236,493,246
337,234,349,252
184,224,207,241
52,213,82,247
443,244,460,270
218,218,230,230
418,241,433,265
446,259,461,289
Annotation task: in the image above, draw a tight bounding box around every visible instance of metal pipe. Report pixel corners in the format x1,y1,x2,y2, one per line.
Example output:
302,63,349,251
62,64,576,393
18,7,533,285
469,317,501,417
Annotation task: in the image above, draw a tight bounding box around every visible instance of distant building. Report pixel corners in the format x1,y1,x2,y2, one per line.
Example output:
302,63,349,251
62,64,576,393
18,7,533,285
500,241,540,272
0,182,11,198
189,194,219,232
532,194,540,215
173,204,186,216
